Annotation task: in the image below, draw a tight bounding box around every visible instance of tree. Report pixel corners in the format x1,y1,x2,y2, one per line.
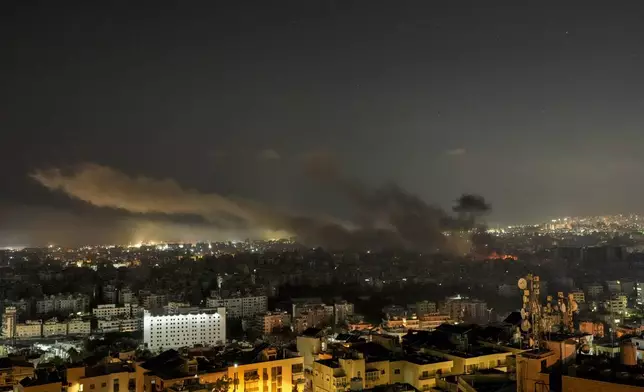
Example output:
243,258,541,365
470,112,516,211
211,377,232,392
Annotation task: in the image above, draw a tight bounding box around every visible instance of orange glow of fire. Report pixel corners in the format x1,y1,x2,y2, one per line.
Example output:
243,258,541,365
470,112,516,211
487,251,518,260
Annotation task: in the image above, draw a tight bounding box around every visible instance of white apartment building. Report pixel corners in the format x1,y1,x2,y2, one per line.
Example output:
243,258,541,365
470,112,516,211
42,319,68,337
206,295,267,319
67,319,91,335
143,307,226,351
637,282,644,306
93,304,134,319
15,321,42,338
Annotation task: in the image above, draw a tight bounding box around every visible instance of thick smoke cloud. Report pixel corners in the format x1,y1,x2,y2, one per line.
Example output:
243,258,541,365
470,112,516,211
30,161,489,253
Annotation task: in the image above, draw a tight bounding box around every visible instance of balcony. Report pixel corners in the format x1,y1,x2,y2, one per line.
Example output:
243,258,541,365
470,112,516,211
418,374,433,380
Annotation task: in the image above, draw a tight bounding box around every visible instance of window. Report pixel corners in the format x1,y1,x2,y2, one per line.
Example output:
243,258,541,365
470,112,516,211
394,369,400,375
90,384,95,390
101,383,107,388
381,370,385,375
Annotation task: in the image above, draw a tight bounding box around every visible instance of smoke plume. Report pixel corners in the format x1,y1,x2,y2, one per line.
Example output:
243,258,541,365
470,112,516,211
30,161,489,253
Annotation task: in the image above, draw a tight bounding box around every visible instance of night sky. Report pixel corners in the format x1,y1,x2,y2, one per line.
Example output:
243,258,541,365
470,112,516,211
3,2,644,246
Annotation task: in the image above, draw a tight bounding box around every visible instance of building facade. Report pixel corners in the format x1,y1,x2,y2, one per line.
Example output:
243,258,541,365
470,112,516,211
143,307,226,350
206,295,268,319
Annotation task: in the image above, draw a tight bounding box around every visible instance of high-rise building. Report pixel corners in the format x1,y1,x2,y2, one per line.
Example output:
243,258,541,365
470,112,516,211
103,285,118,304
1,306,17,339
143,307,226,350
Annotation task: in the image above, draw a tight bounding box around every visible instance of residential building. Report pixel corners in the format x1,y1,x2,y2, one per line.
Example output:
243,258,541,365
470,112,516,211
143,307,226,351
605,294,628,315
637,282,644,306
415,301,437,316
42,318,68,337
16,374,63,392
67,319,91,335
15,320,42,338
297,328,327,373
256,311,291,335
55,294,90,314
579,321,605,338
66,360,135,392
606,280,622,294
36,294,89,315
570,289,585,304
206,295,267,319
497,284,518,298
163,302,192,314
0,358,34,391
2,306,17,338
96,317,142,333
312,346,453,392
103,285,119,304
93,304,135,319
441,296,488,324
141,293,168,310
586,283,604,298
135,345,305,392
118,288,135,305
35,297,55,315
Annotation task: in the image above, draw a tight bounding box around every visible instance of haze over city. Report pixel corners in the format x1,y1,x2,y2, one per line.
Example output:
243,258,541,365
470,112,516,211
4,2,644,247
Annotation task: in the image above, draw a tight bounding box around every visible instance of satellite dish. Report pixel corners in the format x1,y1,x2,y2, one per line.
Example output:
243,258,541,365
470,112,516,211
518,278,527,290
520,308,527,319
521,320,531,332
571,301,578,312
560,303,567,313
